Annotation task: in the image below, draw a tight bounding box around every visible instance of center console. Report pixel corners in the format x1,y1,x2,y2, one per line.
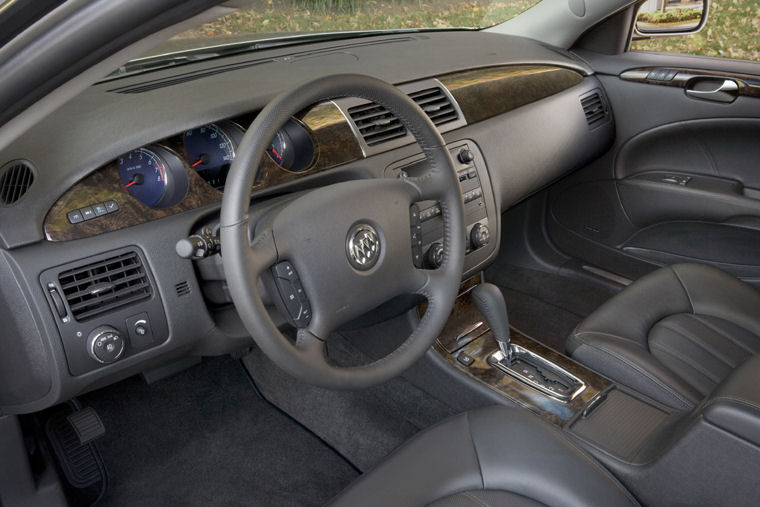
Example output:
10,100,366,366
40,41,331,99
434,275,760,507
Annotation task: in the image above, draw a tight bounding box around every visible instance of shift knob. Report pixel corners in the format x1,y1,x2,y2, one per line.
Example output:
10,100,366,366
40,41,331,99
471,283,511,357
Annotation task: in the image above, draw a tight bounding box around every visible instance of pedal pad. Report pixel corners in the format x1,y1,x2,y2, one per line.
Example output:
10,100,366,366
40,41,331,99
45,407,107,490
67,407,106,445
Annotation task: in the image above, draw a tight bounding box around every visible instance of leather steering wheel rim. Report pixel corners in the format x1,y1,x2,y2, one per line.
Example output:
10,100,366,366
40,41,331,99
220,74,465,389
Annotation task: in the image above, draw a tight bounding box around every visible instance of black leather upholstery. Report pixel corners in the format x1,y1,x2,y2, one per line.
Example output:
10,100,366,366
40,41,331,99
567,263,760,410
329,406,637,507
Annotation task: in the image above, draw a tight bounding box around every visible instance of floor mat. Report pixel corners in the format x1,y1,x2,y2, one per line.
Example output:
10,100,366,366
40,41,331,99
242,334,456,472
79,356,358,507
486,264,617,352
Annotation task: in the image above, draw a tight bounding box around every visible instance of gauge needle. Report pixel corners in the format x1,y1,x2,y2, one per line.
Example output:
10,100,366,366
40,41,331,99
191,159,203,168
271,148,281,159
125,173,144,188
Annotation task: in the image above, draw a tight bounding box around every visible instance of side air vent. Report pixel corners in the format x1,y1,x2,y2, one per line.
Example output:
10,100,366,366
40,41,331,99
409,87,458,126
0,161,34,206
581,90,609,127
58,252,152,321
347,102,407,146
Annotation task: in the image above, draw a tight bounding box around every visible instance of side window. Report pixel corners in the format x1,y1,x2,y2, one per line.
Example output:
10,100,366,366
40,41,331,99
630,0,759,62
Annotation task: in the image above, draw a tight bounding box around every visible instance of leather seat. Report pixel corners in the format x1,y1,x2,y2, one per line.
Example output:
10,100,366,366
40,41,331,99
567,263,760,410
329,405,637,507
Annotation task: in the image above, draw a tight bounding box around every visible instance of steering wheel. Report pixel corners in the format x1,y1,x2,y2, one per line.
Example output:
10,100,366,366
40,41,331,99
220,74,465,389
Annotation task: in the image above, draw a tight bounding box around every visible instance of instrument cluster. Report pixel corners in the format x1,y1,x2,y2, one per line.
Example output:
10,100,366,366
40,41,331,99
118,118,315,208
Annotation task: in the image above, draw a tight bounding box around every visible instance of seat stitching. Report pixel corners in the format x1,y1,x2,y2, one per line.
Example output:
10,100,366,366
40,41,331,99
464,411,485,491
654,321,733,372
573,330,645,347
460,491,489,507
691,315,760,355
669,266,695,314
648,341,722,385
703,395,760,414
578,343,694,410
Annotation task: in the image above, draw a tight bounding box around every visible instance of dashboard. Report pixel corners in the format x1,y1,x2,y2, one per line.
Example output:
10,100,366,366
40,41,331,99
0,31,614,415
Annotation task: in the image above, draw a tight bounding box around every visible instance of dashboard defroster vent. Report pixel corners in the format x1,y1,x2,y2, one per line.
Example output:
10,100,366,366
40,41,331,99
347,102,406,146
58,252,152,321
409,87,458,126
0,161,34,206
581,89,609,128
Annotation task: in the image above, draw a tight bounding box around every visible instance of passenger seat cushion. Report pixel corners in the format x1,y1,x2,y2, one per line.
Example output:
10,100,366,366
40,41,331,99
329,406,637,507
567,264,760,410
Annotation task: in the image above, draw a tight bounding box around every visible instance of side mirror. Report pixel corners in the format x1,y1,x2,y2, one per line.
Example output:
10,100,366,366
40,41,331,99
634,0,709,37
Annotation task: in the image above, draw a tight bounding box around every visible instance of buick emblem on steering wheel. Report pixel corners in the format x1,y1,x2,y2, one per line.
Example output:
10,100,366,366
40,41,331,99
346,224,381,270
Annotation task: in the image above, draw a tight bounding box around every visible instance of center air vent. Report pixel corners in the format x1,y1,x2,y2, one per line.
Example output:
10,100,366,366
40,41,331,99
0,161,34,206
409,87,458,126
347,102,406,146
58,251,152,321
581,89,609,128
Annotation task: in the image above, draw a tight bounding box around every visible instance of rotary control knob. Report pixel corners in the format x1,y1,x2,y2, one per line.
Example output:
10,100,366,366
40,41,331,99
470,223,491,250
426,242,445,268
87,326,125,364
458,148,475,164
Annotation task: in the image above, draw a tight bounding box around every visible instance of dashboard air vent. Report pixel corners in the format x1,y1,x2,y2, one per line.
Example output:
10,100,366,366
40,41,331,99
409,87,458,126
347,102,407,146
581,90,609,127
58,252,152,321
0,161,34,206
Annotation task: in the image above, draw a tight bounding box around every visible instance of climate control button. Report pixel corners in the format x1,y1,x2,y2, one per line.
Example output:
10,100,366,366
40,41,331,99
470,223,491,250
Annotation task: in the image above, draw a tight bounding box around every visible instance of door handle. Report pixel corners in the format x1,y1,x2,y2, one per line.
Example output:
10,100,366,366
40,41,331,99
686,78,739,103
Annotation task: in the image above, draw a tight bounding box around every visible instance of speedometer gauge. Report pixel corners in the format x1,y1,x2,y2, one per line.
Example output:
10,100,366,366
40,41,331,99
118,145,188,208
183,121,244,189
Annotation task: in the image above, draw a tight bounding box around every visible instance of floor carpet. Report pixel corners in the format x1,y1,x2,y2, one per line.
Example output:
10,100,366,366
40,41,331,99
80,356,358,506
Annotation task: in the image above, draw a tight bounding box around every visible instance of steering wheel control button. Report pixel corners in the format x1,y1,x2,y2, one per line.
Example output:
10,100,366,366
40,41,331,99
126,312,153,349
87,326,125,364
104,200,119,212
409,205,424,267
346,223,381,271
273,262,312,327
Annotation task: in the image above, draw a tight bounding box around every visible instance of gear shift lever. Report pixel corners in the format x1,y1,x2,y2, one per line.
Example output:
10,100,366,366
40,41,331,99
471,283,512,361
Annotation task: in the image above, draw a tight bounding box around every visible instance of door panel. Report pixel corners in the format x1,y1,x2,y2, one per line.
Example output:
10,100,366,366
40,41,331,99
547,51,760,287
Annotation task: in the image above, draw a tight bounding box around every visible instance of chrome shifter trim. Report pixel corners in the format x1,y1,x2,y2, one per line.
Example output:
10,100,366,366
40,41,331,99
488,345,587,402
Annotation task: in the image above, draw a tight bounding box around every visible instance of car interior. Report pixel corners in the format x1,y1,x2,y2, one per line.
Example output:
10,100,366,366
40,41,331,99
1,0,760,505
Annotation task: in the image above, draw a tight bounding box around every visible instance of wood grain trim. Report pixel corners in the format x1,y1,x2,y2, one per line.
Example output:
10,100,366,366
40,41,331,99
431,280,611,426
44,65,585,241
44,159,222,242
440,65,584,124
620,67,760,99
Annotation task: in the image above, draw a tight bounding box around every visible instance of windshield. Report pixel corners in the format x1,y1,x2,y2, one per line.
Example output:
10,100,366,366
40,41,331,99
146,0,540,58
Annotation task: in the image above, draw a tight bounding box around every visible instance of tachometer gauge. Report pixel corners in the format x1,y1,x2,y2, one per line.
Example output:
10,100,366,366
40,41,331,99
267,119,315,173
118,145,188,208
183,121,244,189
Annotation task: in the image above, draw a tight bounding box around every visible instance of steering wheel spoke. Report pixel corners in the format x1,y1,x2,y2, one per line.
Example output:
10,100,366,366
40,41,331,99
247,227,279,277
